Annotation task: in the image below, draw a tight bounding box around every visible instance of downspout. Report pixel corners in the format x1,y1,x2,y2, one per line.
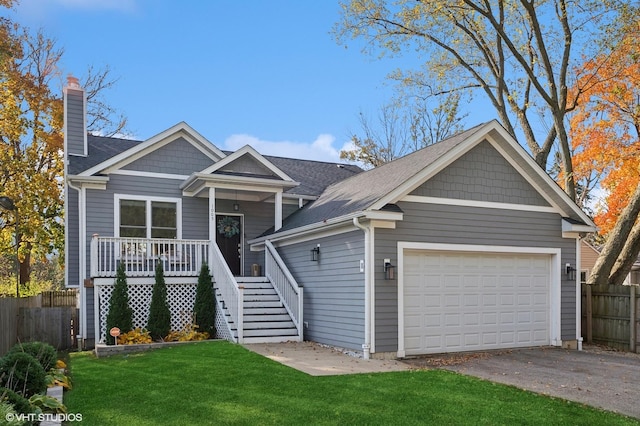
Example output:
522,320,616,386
353,217,371,360
67,180,86,344
576,237,583,351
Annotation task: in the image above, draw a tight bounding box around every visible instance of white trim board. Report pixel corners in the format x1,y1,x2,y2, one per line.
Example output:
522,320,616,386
400,195,558,214
396,241,562,358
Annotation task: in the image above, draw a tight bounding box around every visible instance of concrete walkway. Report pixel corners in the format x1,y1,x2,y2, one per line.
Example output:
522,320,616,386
243,341,409,376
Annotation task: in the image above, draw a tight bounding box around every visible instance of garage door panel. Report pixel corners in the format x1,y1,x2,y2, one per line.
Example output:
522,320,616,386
404,250,550,355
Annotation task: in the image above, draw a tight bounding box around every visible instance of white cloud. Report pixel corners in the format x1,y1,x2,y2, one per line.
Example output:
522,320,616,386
223,134,347,163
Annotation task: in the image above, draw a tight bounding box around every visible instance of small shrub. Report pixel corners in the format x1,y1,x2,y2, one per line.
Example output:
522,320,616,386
44,369,72,390
147,261,171,341
194,262,215,336
28,393,66,414
0,387,33,416
105,263,133,345
0,400,27,425
165,322,210,342
8,342,57,371
119,328,152,345
0,352,46,397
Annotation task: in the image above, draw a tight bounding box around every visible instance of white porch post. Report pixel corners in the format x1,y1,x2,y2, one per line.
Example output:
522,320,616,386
275,190,283,231
208,187,216,265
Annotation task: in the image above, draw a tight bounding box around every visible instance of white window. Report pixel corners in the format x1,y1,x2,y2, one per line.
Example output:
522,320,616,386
115,195,182,239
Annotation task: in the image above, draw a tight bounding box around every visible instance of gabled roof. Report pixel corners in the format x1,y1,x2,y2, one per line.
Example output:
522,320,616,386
271,120,596,235
76,122,225,176
200,145,295,182
68,123,363,198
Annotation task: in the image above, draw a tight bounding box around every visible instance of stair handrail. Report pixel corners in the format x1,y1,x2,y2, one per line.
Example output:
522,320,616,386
264,240,303,340
209,241,243,342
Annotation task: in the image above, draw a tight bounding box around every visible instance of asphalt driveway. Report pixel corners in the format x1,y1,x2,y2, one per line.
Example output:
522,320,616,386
403,345,640,419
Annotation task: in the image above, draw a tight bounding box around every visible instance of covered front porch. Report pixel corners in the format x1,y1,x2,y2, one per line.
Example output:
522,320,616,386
90,236,303,345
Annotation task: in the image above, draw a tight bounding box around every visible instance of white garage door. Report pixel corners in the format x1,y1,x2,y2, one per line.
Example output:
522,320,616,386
403,250,550,355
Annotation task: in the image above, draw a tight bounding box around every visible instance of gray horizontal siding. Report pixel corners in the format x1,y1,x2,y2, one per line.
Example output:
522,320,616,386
411,140,550,207
85,287,94,340
276,231,365,351
122,136,215,174
374,202,576,353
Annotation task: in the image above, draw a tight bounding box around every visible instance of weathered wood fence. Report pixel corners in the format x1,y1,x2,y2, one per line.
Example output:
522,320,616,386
0,290,79,357
581,283,640,352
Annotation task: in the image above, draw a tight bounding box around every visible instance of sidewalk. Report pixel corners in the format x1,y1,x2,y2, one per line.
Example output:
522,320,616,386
243,341,409,376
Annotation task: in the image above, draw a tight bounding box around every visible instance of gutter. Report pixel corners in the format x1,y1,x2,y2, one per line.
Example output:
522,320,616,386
66,179,86,344
353,217,371,360
248,210,403,247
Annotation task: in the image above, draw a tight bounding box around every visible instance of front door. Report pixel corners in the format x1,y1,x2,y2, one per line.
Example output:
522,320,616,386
215,214,242,276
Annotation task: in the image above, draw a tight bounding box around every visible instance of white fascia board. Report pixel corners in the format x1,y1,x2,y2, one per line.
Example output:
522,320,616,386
401,195,559,214
79,122,224,177
108,169,190,180
562,218,597,234
247,210,402,247
199,144,295,182
369,123,489,211
67,175,109,190
181,172,299,194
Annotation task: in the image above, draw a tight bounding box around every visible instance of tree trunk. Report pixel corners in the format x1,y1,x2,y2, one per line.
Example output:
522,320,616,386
588,182,640,286
608,220,640,286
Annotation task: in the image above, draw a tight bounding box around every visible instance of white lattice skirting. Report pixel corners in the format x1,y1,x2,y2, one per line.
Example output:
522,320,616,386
96,280,230,343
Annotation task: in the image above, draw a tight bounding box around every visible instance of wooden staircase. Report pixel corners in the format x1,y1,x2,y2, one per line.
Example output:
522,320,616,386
218,277,299,343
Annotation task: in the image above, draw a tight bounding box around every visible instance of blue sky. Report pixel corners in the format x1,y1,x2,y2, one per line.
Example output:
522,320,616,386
8,0,492,162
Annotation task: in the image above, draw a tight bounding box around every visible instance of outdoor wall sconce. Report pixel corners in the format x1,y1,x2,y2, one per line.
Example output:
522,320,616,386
310,244,320,262
565,263,577,281
384,258,396,280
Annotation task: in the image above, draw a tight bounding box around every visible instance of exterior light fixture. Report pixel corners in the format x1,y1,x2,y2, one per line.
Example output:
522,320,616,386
384,258,396,280
565,263,576,281
310,244,320,262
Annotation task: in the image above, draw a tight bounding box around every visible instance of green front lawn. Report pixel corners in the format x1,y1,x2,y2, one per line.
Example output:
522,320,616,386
65,341,637,425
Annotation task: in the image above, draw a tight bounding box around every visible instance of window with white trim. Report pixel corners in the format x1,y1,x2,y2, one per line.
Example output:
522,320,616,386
116,195,181,239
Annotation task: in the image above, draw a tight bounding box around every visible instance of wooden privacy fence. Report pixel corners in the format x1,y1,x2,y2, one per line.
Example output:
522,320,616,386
581,283,640,352
0,289,79,357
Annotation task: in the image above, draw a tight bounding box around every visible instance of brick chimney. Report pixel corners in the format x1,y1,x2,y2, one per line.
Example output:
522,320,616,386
64,74,87,157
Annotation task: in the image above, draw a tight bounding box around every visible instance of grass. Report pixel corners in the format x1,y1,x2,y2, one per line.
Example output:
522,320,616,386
65,341,638,425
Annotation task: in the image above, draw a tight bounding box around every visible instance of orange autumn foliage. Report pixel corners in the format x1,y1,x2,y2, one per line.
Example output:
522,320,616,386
569,26,640,235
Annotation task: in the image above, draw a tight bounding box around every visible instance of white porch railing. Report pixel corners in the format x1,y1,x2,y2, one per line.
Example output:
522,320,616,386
264,240,303,340
90,236,209,278
209,241,243,342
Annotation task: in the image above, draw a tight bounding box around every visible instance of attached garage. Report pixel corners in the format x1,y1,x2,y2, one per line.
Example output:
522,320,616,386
398,243,561,357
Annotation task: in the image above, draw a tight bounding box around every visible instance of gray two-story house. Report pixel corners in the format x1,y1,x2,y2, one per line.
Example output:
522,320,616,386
64,76,595,358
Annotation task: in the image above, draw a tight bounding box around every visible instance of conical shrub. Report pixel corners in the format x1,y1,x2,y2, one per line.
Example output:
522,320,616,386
147,261,171,340
193,262,215,336
105,262,133,345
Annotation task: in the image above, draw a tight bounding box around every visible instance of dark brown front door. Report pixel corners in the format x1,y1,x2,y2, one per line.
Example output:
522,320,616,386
215,214,242,276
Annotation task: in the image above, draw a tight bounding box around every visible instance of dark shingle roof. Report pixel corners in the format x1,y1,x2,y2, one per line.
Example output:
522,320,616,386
68,134,142,175
69,135,363,198
275,123,487,233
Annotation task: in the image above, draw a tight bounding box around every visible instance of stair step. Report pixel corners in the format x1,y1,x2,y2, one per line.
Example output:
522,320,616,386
242,307,287,315
243,287,277,295
235,276,269,283
244,314,292,322
244,294,280,303
243,321,296,330
244,301,283,308
243,328,299,337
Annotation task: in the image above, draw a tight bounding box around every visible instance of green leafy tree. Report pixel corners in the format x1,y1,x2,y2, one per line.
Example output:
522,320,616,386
105,263,133,345
193,263,215,336
335,0,638,200
147,261,171,341
0,1,128,287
